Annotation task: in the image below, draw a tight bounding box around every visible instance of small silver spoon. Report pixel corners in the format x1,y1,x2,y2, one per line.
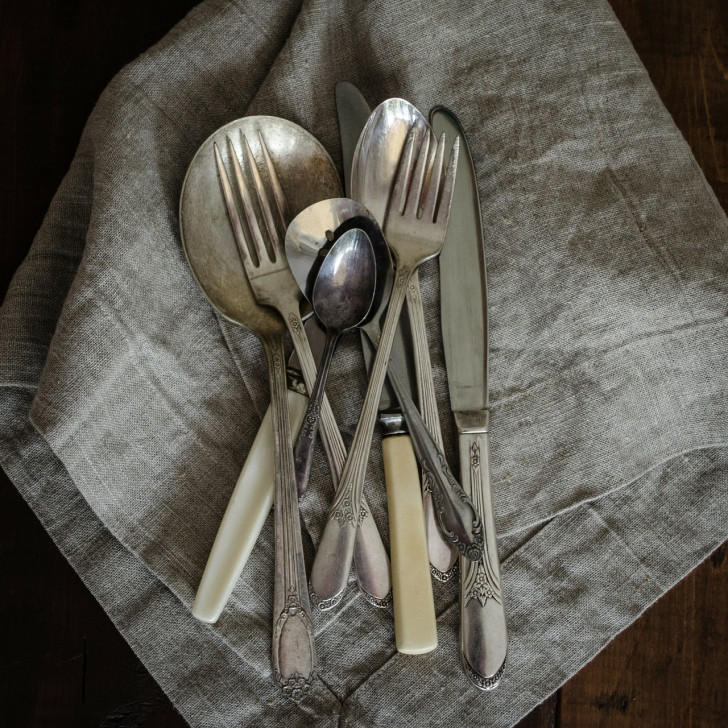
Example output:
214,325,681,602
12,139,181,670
293,228,377,495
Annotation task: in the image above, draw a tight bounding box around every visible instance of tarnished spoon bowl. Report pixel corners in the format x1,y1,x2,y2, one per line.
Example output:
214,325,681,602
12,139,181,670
179,116,341,330
291,227,378,492
285,198,394,323
311,228,377,332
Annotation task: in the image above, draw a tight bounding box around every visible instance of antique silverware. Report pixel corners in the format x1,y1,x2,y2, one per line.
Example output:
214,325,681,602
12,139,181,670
286,199,394,609
354,101,482,563
348,93,458,580
180,116,324,699
336,84,437,589
292,228,377,495
218,130,391,611
432,107,508,689
310,122,463,630
288,198,440,651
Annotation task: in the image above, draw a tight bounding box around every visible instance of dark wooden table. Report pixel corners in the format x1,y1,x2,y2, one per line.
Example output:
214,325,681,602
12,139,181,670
1,1,726,726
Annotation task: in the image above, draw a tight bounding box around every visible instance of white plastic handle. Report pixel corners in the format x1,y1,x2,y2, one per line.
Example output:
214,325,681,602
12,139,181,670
192,389,309,623
382,433,438,654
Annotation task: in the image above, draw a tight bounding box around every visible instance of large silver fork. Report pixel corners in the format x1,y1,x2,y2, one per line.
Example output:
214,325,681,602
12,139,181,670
214,139,314,700
312,122,472,616
217,131,391,610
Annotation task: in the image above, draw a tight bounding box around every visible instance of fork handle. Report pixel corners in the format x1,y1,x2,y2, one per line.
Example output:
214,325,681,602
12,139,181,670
192,388,308,623
406,269,458,580
263,332,316,700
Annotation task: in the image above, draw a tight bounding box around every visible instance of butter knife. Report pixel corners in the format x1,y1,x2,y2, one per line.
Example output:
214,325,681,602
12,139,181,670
432,107,507,688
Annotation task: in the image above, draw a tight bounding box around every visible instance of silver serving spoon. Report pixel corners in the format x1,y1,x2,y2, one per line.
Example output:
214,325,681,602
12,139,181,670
179,116,340,700
293,228,377,495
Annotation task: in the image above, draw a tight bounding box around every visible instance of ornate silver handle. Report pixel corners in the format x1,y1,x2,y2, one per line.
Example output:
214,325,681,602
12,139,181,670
262,332,316,702
406,269,458,580
457,410,507,690
364,308,484,563
285,309,391,610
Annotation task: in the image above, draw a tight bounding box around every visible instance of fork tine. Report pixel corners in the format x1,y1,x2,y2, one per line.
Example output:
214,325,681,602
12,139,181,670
404,125,431,219
243,134,279,262
435,136,460,225
227,135,267,266
258,131,289,232
389,121,422,216
214,141,255,269
422,132,446,222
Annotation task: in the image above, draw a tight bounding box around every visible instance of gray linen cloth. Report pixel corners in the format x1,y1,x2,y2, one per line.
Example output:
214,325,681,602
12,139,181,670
2,0,727,725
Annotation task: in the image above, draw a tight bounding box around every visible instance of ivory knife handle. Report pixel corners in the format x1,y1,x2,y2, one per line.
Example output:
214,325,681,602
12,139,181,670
383,433,438,655
458,415,507,689
192,389,309,623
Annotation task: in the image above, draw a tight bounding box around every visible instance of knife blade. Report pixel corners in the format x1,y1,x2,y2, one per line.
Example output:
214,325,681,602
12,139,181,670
337,81,437,653
432,106,507,688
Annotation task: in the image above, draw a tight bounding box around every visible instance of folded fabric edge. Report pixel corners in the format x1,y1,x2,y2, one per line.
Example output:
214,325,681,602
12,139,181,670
0,386,343,726
339,444,728,727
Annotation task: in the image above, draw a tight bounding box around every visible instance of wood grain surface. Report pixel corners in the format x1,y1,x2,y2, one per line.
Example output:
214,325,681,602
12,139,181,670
1,1,726,726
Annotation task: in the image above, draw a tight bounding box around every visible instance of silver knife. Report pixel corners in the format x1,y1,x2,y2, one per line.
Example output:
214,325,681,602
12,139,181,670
432,107,507,688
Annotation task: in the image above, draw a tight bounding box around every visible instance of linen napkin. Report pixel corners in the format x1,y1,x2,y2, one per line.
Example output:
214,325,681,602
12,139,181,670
2,0,727,726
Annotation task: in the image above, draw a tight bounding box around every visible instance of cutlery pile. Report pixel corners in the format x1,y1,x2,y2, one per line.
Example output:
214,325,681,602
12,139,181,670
178,87,506,701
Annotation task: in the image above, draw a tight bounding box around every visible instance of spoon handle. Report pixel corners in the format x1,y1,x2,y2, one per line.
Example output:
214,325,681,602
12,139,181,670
293,329,339,496
311,269,412,608
262,332,316,701
285,308,391,609
364,324,484,564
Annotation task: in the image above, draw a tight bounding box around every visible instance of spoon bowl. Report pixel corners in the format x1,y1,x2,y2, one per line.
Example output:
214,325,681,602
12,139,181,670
311,228,376,331
290,214,382,495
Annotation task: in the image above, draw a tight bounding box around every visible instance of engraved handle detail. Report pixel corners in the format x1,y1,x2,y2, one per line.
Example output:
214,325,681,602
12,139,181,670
406,269,458,580
457,411,507,690
287,310,391,609
263,333,315,701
